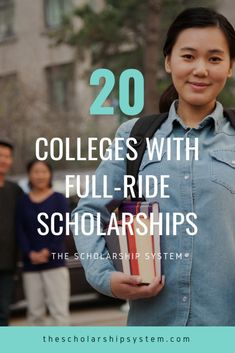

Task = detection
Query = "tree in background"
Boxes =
[53,0,160,115]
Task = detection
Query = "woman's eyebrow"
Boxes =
[207,49,225,54]
[180,47,197,52]
[180,47,225,54]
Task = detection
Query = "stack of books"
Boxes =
[105,201,161,284]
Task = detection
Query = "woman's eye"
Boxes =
[209,57,222,62]
[182,54,193,60]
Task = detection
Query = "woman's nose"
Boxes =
[192,60,208,77]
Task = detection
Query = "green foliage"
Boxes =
[52,0,148,77]
[218,78,235,108]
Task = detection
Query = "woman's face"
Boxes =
[29,162,52,191]
[165,26,233,109]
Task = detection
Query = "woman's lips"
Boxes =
[187,82,211,91]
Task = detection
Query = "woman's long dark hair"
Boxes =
[159,7,235,113]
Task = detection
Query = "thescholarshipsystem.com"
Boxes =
[42,334,191,345]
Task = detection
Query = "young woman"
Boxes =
[17,160,70,325]
[72,7,235,325]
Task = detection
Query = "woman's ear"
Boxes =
[228,61,234,78]
[165,56,171,73]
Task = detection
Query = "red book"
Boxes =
[126,219,139,276]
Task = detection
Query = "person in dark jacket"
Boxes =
[0,139,23,326]
[17,159,70,325]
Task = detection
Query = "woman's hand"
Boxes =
[110,271,165,300]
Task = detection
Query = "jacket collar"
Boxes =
[159,100,225,137]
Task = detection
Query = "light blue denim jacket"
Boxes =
[72,101,235,326]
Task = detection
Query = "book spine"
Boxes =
[118,223,131,275]
[152,202,161,279]
[133,216,155,284]
[126,220,140,276]
[149,203,157,277]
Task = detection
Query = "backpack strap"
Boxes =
[223,109,235,128]
[126,112,168,200]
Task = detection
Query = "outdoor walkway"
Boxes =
[10,304,128,326]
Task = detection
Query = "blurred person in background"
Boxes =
[16,159,70,325]
[0,139,23,326]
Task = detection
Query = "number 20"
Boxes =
[89,69,144,116]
